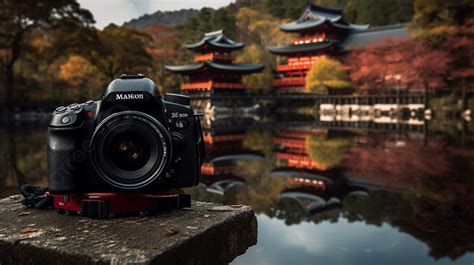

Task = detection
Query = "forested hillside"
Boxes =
[124,9,199,28]
[266,0,413,25]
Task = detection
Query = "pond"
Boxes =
[0,111,473,265]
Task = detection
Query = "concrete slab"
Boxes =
[0,195,257,265]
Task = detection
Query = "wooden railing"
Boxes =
[272,77,306,87]
[194,53,232,62]
[182,81,246,91]
[276,64,312,72]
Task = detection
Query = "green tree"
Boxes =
[266,0,311,19]
[305,135,353,170]
[0,0,93,110]
[348,0,413,26]
[80,25,152,82]
[235,44,273,94]
[266,0,413,26]
[412,0,473,29]
[235,7,289,94]
[305,56,352,93]
[410,0,474,40]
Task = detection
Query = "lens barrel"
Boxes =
[90,111,171,190]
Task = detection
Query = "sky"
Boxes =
[78,0,233,29]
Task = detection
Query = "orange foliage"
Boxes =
[141,24,179,63]
[59,55,92,86]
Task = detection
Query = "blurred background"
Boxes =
[1,0,473,264]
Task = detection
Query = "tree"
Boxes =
[235,44,272,94]
[234,7,289,94]
[267,0,314,20]
[79,25,153,82]
[305,135,353,170]
[347,38,451,94]
[141,24,181,93]
[411,0,474,33]
[59,55,92,86]
[0,0,93,110]
[348,0,414,26]
[266,0,414,26]
[305,56,352,93]
[59,55,94,99]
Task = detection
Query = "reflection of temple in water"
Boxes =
[274,127,328,170]
[270,122,462,216]
[199,116,262,195]
[268,121,474,260]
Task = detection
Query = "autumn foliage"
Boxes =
[347,37,451,94]
[347,19,474,94]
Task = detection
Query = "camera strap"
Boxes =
[20,184,53,209]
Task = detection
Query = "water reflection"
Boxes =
[190,112,474,264]
[0,111,473,264]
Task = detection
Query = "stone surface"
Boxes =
[0,195,257,265]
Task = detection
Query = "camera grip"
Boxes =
[47,129,85,194]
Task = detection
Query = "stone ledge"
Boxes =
[0,195,257,265]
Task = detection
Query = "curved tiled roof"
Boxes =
[185,29,244,51]
[340,25,410,50]
[267,41,335,55]
[165,61,264,74]
[280,4,369,32]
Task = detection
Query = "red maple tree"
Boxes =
[347,37,451,94]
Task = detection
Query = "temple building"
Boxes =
[268,4,409,93]
[165,30,264,96]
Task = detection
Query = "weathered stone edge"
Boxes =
[0,199,258,265]
[150,208,258,265]
[0,239,108,265]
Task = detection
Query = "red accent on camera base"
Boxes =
[52,189,191,219]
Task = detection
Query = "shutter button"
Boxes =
[61,116,72,124]
[69,103,80,110]
[55,106,66,113]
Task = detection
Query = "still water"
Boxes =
[0,112,473,264]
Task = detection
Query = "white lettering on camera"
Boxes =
[116,94,144,100]
[171,112,189,118]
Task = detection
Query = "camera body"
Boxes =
[47,74,205,194]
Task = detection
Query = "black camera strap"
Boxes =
[20,184,53,209]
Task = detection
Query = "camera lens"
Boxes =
[110,132,151,171]
[90,111,171,190]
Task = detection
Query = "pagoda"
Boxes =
[165,30,264,95]
[268,4,369,93]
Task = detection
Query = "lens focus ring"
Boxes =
[90,111,172,190]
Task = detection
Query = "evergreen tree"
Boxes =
[266,0,414,26]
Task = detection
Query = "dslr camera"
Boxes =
[47,74,205,194]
